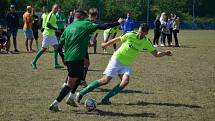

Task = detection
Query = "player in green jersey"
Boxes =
[76,23,172,105]
[31,4,63,69]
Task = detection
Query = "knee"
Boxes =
[121,80,129,87]
[99,78,110,85]
[41,48,46,52]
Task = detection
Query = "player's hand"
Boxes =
[118,18,124,24]
[165,50,173,56]
[101,43,107,49]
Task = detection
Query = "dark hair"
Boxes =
[74,9,88,18]
[139,23,149,32]
[88,8,98,16]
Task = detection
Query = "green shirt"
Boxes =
[43,12,58,36]
[41,12,48,29]
[60,20,98,61]
[104,27,119,35]
[113,32,156,66]
[56,12,66,29]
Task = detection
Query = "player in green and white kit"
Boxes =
[31,4,63,69]
[76,23,172,104]
[103,26,119,53]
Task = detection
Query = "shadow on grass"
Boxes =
[88,69,103,72]
[94,87,153,94]
[175,45,196,48]
[125,101,202,109]
[89,52,113,55]
[74,109,156,118]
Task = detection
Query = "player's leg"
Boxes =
[52,36,63,68]
[173,30,179,47]
[76,75,112,103]
[93,39,97,54]
[12,29,19,52]
[31,35,48,69]
[80,53,90,87]
[76,56,119,103]
[101,74,129,104]
[103,33,109,53]
[50,60,84,111]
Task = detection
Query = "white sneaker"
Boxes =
[66,93,78,107]
[160,44,164,47]
[49,103,61,112]
[153,45,158,48]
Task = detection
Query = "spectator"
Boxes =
[68,10,75,25]
[153,15,161,47]
[23,5,35,52]
[161,14,172,47]
[173,16,180,47]
[0,25,10,53]
[6,4,19,52]
[120,12,134,33]
[32,9,39,50]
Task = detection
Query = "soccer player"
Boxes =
[103,26,119,53]
[23,6,35,52]
[6,5,19,52]
[0,25,9,53]
[76,23,172,105]
[55,5,67,41]
[31,4,63,69]
[49,9,124,111]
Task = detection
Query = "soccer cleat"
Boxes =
[31,62,37,69]
[49,104,61,112]
[54,64,64,69]
[160,44,164,47]
[14,49,19,52]
[75,92,83,103]
[100,98,111,105]
[66,97,78,107]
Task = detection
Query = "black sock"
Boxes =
[83,67,88,81]
[71,79,81,93]
[56,85,71,102]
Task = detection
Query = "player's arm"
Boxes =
[101,37,121,48]
[97,18,124,30]
[151,50,172,57]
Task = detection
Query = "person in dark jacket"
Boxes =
[153,15,161,47]
[6,5,19,52]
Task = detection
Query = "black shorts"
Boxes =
[66,60,84,79]
[85,52,89,60]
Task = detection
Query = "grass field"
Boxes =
[0,30,215,121]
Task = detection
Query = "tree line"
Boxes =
[0,0,215,23]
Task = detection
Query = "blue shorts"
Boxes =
[7,28,18,39]
[23,28,33,39]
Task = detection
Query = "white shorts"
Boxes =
[103,33,114,42]
[103,56,131,77]
[42,35,58,48]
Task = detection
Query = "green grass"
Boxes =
[0,30,215,121]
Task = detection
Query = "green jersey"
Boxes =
[113,32,156,66]
[59,20,98,61]
[41,12,48,29]
[56,12,66,29]
[104,27,119,35]
[43,11,58,36]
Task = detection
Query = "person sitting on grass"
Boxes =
[0,25,10,53]
[76,23,173,105]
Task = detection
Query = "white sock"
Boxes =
[52,100,59,106]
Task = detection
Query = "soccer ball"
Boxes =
[84,98,96,111]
